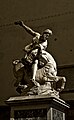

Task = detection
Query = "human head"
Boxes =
[42,29,52,40]
[43,29,52,35]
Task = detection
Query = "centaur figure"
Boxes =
[13,21,66,97]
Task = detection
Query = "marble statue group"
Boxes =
[13,21,66,97]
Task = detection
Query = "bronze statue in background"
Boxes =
[13,21,66,97]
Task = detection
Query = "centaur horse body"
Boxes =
[13,49,66,97]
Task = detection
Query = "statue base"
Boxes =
[6,95,69,120]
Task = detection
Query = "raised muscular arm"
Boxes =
[14,21,37,37]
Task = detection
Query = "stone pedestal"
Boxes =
[6,95,69,120]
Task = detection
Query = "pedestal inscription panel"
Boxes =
[14,109,47,120]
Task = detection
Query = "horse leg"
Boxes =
[56,76,66,92]
[14,77,22,87]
